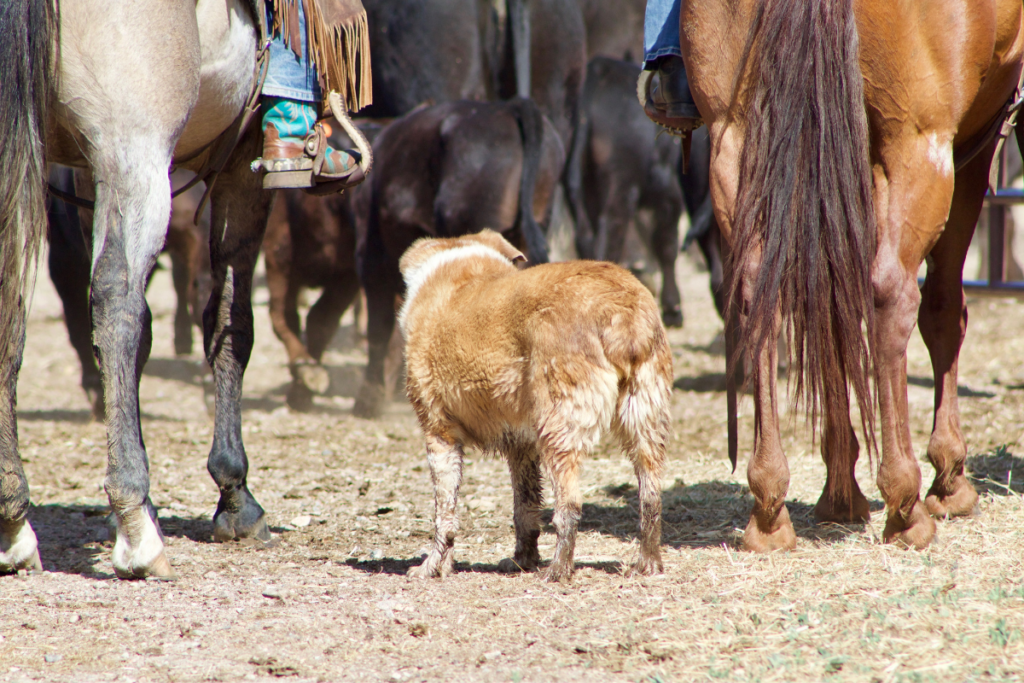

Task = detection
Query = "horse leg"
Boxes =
[695,221,726,321]
[740,309,797,552]
[872,138,955,549]
[918,147,991,519]
[204,127,273,542]
[87,151,174,579]
[813,385,870,523]
[0,322,42,574]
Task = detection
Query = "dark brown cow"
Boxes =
[263,188,362,411]
[353,98,565,418]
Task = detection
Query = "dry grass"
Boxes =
[1,246,1024,683]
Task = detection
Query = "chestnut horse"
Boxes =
[681,0,1024,550]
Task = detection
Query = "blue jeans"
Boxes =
[263,1,321,102]
[644,0,681,67]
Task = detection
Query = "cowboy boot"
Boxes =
[258,97,364,193]
[640,56,703,131]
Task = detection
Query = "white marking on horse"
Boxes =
[926,132,953,178]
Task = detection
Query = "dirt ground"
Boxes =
[3,237,1024,683]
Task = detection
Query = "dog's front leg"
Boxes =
[409,434,463,578]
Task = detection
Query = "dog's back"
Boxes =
[402,243,672,459]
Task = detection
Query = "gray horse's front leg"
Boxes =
[205,127,273,542]
[0,324,43,574]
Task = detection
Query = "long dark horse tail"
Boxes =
[509,96,550,264]
[0,0,55,371]
[729,0,876,479]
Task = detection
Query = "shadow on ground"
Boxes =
[569,480,883,550]
[969,445,1024,495]
[907,374,995,399]
[342,556,624,578]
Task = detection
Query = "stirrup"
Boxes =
[256,91,374,194]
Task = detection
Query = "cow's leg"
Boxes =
[204,127,273,542]
[306,271,361,362]
[265,250,319,410]
[498,442,542,573]
[649,186,684,328]
[354,225,402,418]
[919,146,989,519]
[0,321,42,574]
[408,434,463,578]
[47,193,104,420]
[166,225,199,357]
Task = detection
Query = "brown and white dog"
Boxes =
[399,230,673,582]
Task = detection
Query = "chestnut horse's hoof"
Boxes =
[883,501,937,549]
[741,505,797,553]
[925,475,979,519]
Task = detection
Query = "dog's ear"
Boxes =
[475,229,526,264]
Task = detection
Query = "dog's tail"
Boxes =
[508,96,550,264]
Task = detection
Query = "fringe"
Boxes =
[269,0,372,111]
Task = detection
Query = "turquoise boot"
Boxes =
[258,97,364,192]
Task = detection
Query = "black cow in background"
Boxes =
[360,0,585,148]
[578,0,645,62]
[353,99,565,417]
[566,57,726,330]
[47,167,210,420]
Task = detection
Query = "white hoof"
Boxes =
[0,518,42,573]
[111,507,177,580]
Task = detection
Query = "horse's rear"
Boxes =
[0,0,277,578]
[682,0,1024,551]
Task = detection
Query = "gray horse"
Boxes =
[0,0,369,579]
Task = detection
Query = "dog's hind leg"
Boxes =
[409,434,463,578]
[499,441,543,573]
[616,358,670,576]
[542,448,582,583]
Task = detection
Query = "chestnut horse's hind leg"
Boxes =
[204,126,273,543]
[918,145,992,519]
[813,388,870,524]
[740,311,797,553]
[871,135,958,549]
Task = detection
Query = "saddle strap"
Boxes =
[953,64,1024,189]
